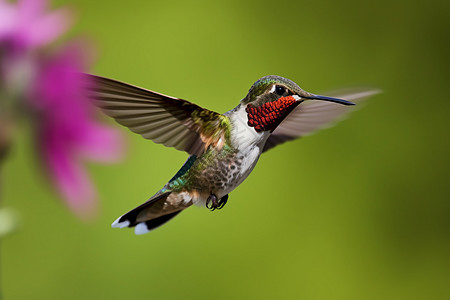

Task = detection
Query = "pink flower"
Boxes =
[0,0,124,219]
[29,45,123,218]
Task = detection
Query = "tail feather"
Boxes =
[134,211,182,234]
[112,192,184,233]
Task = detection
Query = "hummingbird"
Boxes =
[88,75,378,234]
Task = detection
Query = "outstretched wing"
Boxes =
[263,89,380,152]
[87,75,230,156]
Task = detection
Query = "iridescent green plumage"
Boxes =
[168,143,236,192]
[243,75,312,104]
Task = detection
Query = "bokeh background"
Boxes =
[2,0,450,299]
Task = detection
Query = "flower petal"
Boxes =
[77,123,124,162]
[0,1,17,39]
[41,131,98,219]
[26,8,72,48]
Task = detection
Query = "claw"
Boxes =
[206,194,229,211]
[206,194,218,211]
[217,194,228,210]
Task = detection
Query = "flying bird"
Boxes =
[88,75,378,234]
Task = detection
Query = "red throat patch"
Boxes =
[245,96,299,132]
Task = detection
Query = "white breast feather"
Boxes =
[229,105,269,151]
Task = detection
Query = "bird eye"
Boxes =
[275,85,285,96]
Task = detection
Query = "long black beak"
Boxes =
[304,94,355,106]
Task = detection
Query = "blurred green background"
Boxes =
[2,0,450,299]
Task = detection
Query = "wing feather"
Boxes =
[87,74,230,155]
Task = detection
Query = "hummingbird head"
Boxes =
[242,75,355,132]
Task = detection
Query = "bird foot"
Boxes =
[217,194,228,210]
[206,194,228,211]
